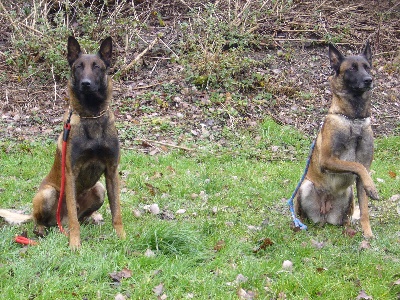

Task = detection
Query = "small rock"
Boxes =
[149,204,160,215]
[115,293,126,300]
[199,191,208,200]
[235,274,248,284]
[282,260,293,271]
[176,209,186,214]
[132,209,141,218]
[145,249,155,257]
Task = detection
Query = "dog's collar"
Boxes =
[328,113,370,121]
[69,106,109,119]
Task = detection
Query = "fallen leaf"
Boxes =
[311,239,325,249]
[343,227,357,238]
[359,240,371,250]
[149,149,159,156]
[235,274,248,284]
[388,170,397,178]
[392,278,400,286]
[247,225,261,231]
[153,283,164,296]
[145,183,158,196]
[150,172,163,180]
[109,268,132,282]
[88,211,104,225]
[316,267,327,273]
[166,165,176,174]
[237,288,256,299]
[389,194,400,202]
[141,141,152,148]
[356,290,373,300]
[214,240,225,251]
[277,291,286,299]
[253,237,274,253]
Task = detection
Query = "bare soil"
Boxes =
[0,1,399,150]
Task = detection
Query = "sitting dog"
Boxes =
[295,42,379,238]
[33,36,126,249]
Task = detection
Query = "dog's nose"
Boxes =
[81,79,91,87]
[364,77,372,85]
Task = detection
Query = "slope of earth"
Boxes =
[0,1,399,152]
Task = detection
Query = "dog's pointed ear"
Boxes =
[362,41,372,67]
[99,37,112,68]
[67,36,81,66]
[328,43,344,74]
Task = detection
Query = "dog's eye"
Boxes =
[349,63,358,71]
[363,64,371,71]
[93,63,100,69]
[75,63,83,69]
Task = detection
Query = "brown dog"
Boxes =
[294,42,379,238]
[33,36,125,249]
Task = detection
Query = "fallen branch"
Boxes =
[120,35,160,75]
[133,138,195,152]
[131,79,176,91]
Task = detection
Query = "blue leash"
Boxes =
[287,137,318,231]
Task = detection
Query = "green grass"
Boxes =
[1,122,400,299]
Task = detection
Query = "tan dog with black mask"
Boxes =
[33,36,126,249]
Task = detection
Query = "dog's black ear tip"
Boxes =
[68,36,78,43]
[102,36,112,45]
[328,43,339,51]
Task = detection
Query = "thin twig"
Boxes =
[0,1,20,34]
[134,139,195,152]
[120,35,160,75]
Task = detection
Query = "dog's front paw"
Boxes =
[115,225,126,240]
[69,235,81,251]
[365,186,379,200]
[362,228,374,239]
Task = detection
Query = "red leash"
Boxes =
[15,235,38,246]
[14,110,73,246]
[56,110,73,236]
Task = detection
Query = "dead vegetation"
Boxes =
[0,0,399,148]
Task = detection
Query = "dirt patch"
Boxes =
[0,1,399,149]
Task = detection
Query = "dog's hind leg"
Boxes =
[32,185,66,236]
[356,178,373,238]
[77,182,105,222]
[325,187,353,226]
[296,179,322,224]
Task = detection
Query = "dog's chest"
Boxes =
[70,120,119,165]
[332,117,372,162]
